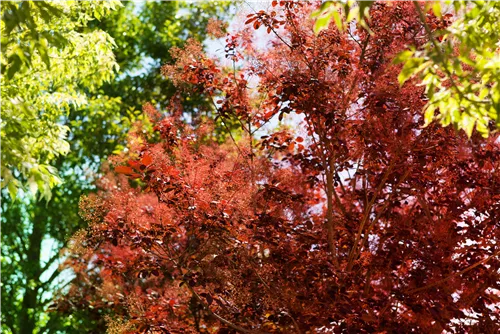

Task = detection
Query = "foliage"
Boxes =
[312,0,374,34]
[0,0,120,200]
[91,0,236,147]
[63,2,500,333]
[92,1,232,116]
[1,1,232,334]
[312,1,500,137]
[1,175,102,334]
[397,1,500,137]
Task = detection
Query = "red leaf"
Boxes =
[141,154,153,166]
[245,17,256,25]
[128,160,140,170]
[115,166,134,174]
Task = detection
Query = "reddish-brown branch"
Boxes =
[406,250,500,295]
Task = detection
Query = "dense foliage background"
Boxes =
[1,1,499,333]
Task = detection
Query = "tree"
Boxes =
[1,1,232,333]
[1,0,120,200]
[62,1,500,333]
[314,0,500,137]
[92,1,231,113]
[90,0,239,145]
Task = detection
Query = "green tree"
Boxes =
[92,1,240,146]
[95,1,231,113]
[1,1,231,333]
[1,0,121,200]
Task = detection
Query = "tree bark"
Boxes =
[19,209,44,334]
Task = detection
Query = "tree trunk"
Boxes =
[19,210,44,334]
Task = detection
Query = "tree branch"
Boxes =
[406,249,500,295]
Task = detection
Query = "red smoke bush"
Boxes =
[60,2,500,333]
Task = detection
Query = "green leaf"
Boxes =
[28,176,38,195]
[393,50,414,65]
[314,14,332,34]
[38,43,51,69]
[7,54,22,79]
[424,104,436,126]
[398,57,424,86]
[331,11,342,31]
[7,180,18,200]
[432,2,442,18]
[358,0,374,24]
[462,116,476,137]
